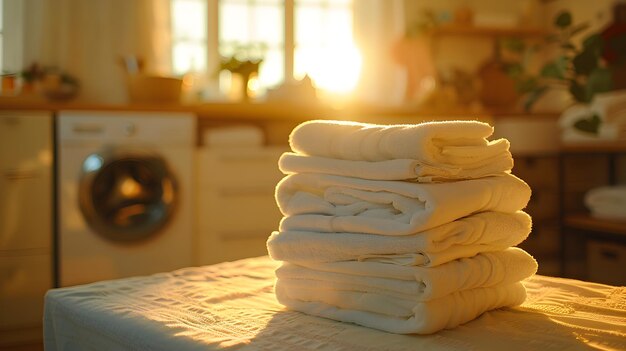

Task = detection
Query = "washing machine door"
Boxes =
[78,148,178,242]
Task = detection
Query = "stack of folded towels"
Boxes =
[267,119,538,334]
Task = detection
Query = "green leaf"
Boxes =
[523,86,548,112]
[569,80,590,102]
[572,48,598,75]
[540,57,567,79]
[516,77,538,94]
[582,34,603,52]
[573,114,601,135]
[555,11,572,28]
[586,67,613,99]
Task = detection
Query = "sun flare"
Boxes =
[295,43,362,96]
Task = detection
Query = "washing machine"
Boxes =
[57,111,195,287]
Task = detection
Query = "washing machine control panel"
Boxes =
[58,112,195,146]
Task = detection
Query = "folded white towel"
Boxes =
[268,211,531,266]
[275,279,527,334]
[559,104,624,142]
[278,151,513,182]
[584,186,626,220]
[289,120,510,167]
[276,173,530,235]
[276,248,537,302]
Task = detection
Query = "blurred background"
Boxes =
[1,0,626,350]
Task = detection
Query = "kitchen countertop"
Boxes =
[0,96,561,123]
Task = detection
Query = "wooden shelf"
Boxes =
[431,25,547,38]
[561,141,626,153]
[564,213,626,237]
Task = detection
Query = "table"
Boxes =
[44,256,626,351]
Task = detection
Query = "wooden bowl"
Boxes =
[127,75,182,104]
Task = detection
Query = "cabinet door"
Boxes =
[587,240,626,286]
[0,253,52,330]
[195,147,285,265]
[0,113,53,251]
[0,113,53,168]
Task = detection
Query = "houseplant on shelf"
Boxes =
[507,3,626,139]
[507,6,626,137]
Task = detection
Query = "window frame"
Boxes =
[172,0,354,95]
[1,0,23,75]
[213,0,295,87]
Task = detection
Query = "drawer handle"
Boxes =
[600,249,619,261]
[3,169,39,181]
[72,124,104,134]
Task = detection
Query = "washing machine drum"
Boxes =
[79,149,178,242]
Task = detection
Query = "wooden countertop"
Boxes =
[0,96,561,123]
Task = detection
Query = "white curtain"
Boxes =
[353,0,406,106]
[22,0,171,104]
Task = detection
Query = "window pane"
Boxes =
[297,0,351,6]
[171,0,207,75]
[326,9,352,42]
[172,0,206,41]
[294,0,359,94]
[219,0,283,92]
[252,5,282,45]
[0,0,3,73]
[220,3,249,43]
[171,0,359,98]
[173,42,207,73]
[258,48,284,89]
[295,6,323,45]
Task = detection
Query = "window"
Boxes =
[0,0,4,73]
[1,0,23,81]
[171,0,208,74]
[294,0,360,95]
[219,0,284,95]
[171,0,360,100]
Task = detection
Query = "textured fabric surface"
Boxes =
[278,151,513,182]
[288,119,509,164]
[276,173,530,235]
[275,248,537,302]
[268,211,531,267]
[45,256,626,351]
[275,279,528,334]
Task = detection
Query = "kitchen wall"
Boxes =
[16,0,171,104]
[6,0,619,107]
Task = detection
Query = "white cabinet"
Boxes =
[0,111,53,347]
[0,113,53,251]
[196,146,286,265]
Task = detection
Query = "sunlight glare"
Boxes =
[298,43,362,95]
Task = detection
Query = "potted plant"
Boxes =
[507,7,626,115]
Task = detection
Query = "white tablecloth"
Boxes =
[44,256,626,351]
